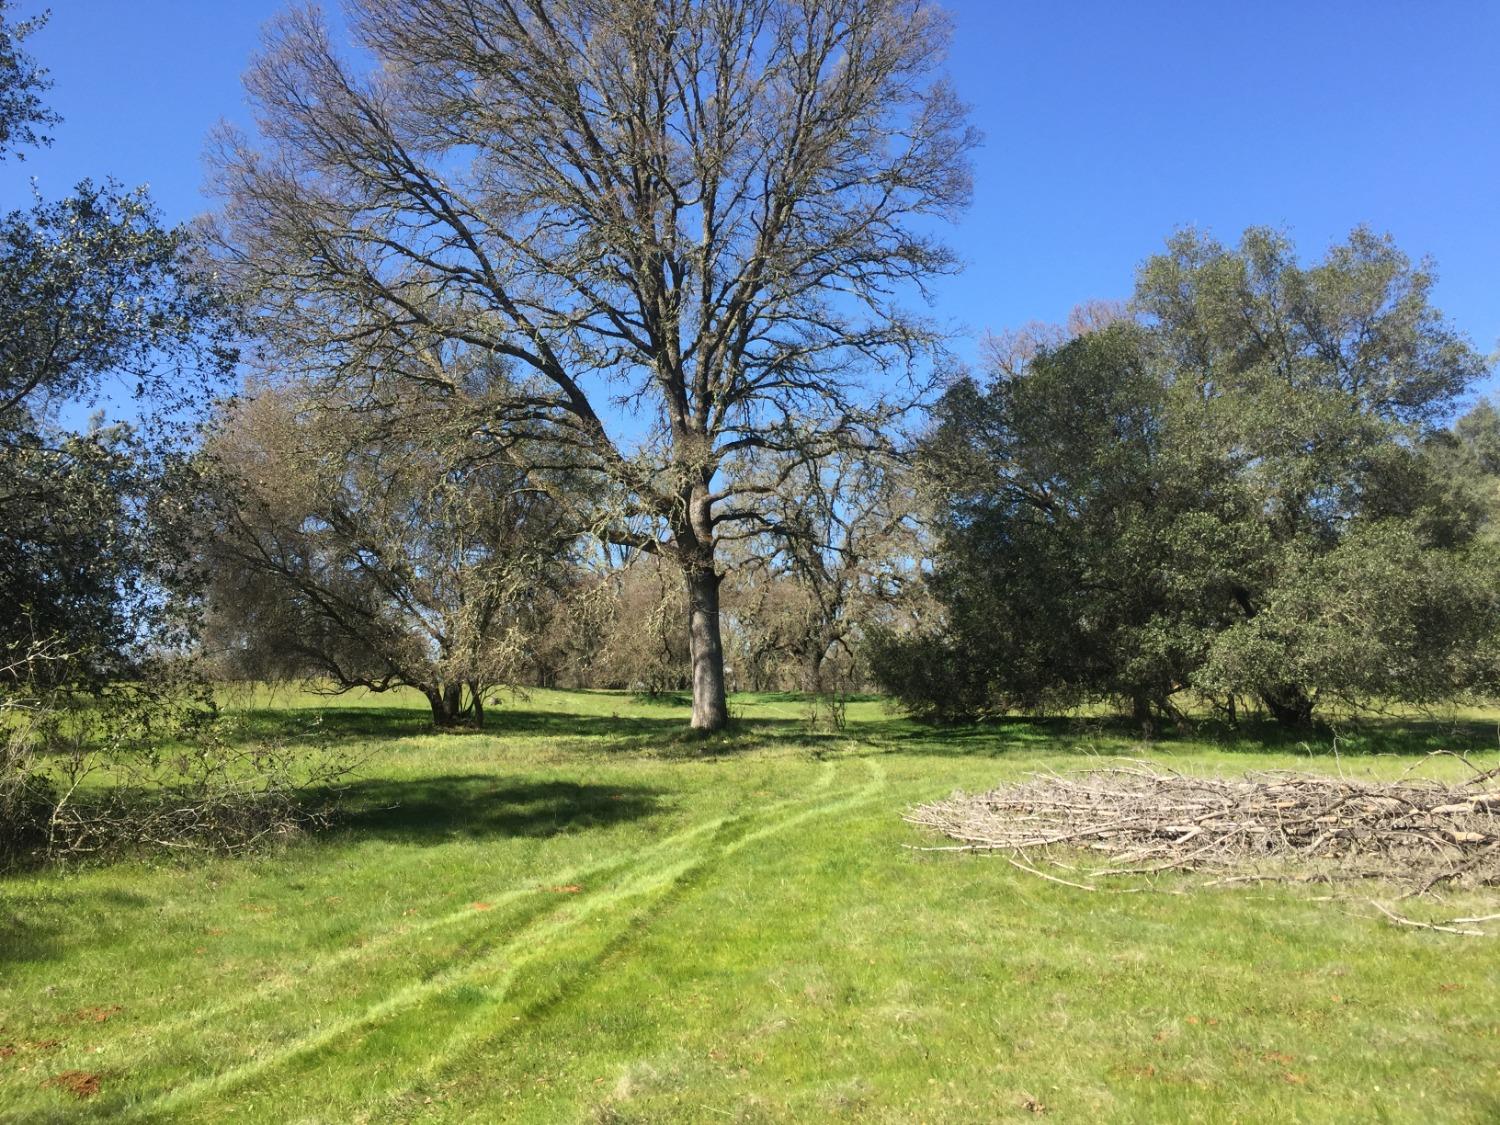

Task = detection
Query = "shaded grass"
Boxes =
[0,687,1496,1122]
[331,776,665,843]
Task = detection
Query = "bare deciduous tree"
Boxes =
[207,0,975,730]
[724,451,921,695]
[590,552,692,694]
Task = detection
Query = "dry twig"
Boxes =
[906,764,1500,897]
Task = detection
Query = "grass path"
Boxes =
[133,759,883,1119]
[2,690,1497,1122]
[129,759,842,1074]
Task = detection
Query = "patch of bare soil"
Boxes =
[43,1070,101,1099]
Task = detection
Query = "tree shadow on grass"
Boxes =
[0,889,151,966]
[329,775,666,844]
[866,716,1118,758]
[481,707,835,756]
[1205,714,1500,758]
[234,701,843,757]
[737,690,884,705]
[626,690,692,707]
[0,780,664,965]
[868,712,1500,760]
[229,694,1498,761]
[231,703,705,747]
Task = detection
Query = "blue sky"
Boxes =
[7,0,1497,398]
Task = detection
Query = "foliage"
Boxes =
[200,382,584,728]
[0,5,233,694]
[0,1,57,160]
[876,230,1499,726]
[0,3,336,866]
[1,643,355,868]
[0,185,231,687]
[1,427,189,689]
[0,182,232,425]
[872,323,1248,723]
[1453,395,1500,480]
[1195,523,1500,716]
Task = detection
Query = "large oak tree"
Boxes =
[208,0,975,730]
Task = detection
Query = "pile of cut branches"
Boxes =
[907,762,1500,896]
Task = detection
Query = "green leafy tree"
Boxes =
[1454,397,1500,477]
[0,1,57,160]
[0,7,232,690]
[877,230,1498,727]
[0,8,328,865]
[872,324,1254,726]
[1140,227,1493,723]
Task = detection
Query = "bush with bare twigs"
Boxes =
[1,640,358,868]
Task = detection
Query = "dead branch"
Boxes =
[906,763,1500,897]
[1370,901,1492,937]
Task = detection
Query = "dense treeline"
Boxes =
[870,229,1500,727]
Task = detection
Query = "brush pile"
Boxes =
[906,763,1500,893]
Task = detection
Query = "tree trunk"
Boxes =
[1131,690,1156,737]
[1261,684,1314,728]
[425,685,458,728]
[803,645,826,695]
[424,681,484,730]
[685,564,729,732]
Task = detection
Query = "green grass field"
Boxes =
[2,688,1498,1122]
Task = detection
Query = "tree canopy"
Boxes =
[0,1,57,161]
[201,381,583,728]
[0,6,231,693]
[873,228,1500,727]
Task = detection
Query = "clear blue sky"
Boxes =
[7,0,1497,397]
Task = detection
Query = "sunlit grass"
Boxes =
[1,689,1497,1122]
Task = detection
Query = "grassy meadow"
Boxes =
[2,688,1498,1122]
